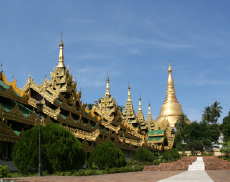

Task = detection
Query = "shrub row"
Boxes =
[54,165,143,176]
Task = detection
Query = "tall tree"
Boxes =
[202,101,222,124]
[222,112,230,142]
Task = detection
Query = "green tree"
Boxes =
[221,141,230,157]
[202,101,222,124]
[88,141,126,169]
[174,115,190,150]
[13,123,85,174]
[175,121,212,152]
[222,112,230,142]
[134,148,154,162]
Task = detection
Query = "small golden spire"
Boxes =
[138,97,142,111]
[146,103,153,129]
[105,76,110,96]
[57,35,65,68]
[147,104,152,115]
[127,85,132,102]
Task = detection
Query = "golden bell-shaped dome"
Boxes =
[157,65,183,127]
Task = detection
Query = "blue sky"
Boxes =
[1,0,230,121]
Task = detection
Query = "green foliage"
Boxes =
[202,101,222,124]
[88,141,126,169]
[221,141,230,155]
[0,165,9,178]
[222,112,230,142]
[175,121,215,152]
[134,148,154,162]
[13,123,85,174]
[54,165,143,176]
[174,102,224,152]
[161,149,180,162]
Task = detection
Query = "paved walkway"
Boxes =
[13,171,182,182]
[157,157,214,182]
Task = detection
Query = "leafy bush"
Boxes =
[134,148,154,162]
[88,141,126,169]
[161,149,180,162]
[0,165,9,178]
[221,141,230,157]
[13,123,85,174]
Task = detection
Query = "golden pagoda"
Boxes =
[156,65,183,127]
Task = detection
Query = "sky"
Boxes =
[1,0,230,122]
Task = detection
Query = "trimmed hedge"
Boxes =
[54,165,143,176]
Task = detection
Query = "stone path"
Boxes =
[157,157,214,182]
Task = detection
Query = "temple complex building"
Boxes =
[0,39,187,159]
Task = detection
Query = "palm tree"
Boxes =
[202,101,222,124]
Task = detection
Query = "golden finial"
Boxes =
[168,64,172,72]
[57,33,65,68]
[138,97,142,111]
[147,104,152,115]
[105,76,110,96]
[127,84,132,102]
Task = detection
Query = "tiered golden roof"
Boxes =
[136,98,147,133]
[122,86,138,128]
[0,39,187,151]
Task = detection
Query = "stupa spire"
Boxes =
[123,85,137,126]
[146,104,154,130]
[127,85,132,102]
[165,64,178,103]
[138,97,142,111]
[57,36,65,68]
[105,76,111,97]
[156,65,183,127]
[147,104,152,116]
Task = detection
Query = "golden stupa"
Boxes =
[156,65,183,127]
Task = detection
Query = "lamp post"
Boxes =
[36,100,43,176]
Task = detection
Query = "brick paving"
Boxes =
[4,156,230,182]
[203,156,230,170]
[7,171,182,182]
[144,156,196,171]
